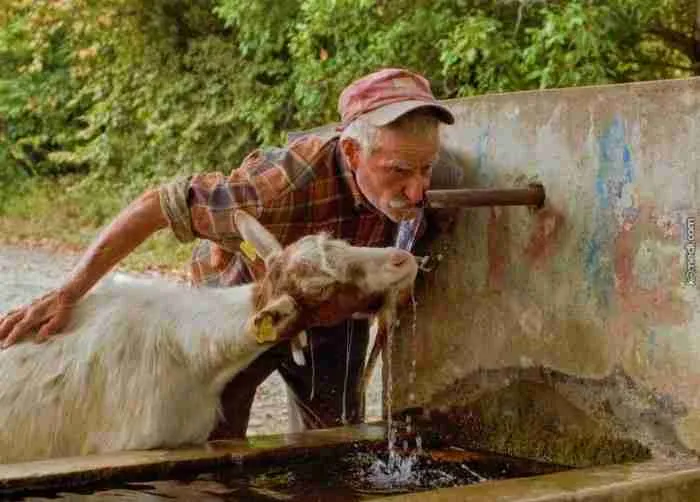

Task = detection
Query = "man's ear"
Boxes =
[234,210,283,263]
[248,294,300,344]
[340,137,361,172]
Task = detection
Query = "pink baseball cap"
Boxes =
[338,68,455,129]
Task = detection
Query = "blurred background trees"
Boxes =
[1,0,697,224]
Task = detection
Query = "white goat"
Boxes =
[0,211,417,464]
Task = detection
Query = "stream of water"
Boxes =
[362,293,427,489]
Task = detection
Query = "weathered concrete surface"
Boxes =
[373,459,700,502]
[391,78,700,466]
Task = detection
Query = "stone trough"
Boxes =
[3,77,700,500]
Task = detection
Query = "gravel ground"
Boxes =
[0,245,382,437]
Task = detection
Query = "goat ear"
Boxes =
[234,210,283,262]
[249,294,300,344]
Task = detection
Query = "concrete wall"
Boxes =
[389,78,700,467]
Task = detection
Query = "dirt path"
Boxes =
[0,246,382,437]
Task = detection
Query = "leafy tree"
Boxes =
[1,0,698,220]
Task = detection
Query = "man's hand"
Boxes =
[0,289,77,348]
[0,188,170,349]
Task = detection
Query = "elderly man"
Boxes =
[0,68,461,438]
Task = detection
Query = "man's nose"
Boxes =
[404,175,427,204]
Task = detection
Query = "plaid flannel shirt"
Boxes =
[159,134,426,288]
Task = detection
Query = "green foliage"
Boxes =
[523,2,629,87]
[0,5,85,185]
[0,0,697,228]
[440,12,523,95]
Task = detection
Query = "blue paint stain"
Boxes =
[623,146,634,183]
[585,116,638,310]
[595,178,608,209]
[475,129,490,180]
[585,236,613,308]
[584,239,598,273]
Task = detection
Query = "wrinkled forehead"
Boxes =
[374,126,440,164]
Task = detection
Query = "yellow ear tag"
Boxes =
[255,316,278,344]
[241,240,258,262]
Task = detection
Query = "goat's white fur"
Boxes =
[0,277,262,463]
[0,211,417,464]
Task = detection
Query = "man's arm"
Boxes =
[0,189,168,347]
[0,135,327,346]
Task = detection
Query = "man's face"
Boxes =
[344,125,439,222]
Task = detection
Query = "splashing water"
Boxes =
[382,290,423,475]
[347,449,470,493]
[358,267,430,488]
[366,449,425,490]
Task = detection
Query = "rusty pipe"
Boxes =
[361,183,547,398]
[424,183,545,209]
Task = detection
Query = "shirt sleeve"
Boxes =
[158,136,325,247]
[159,175,196,243]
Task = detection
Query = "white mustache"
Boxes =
[389,198,411,209]
[388,198,426,210]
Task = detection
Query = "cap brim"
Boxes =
[363,100,455,127]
